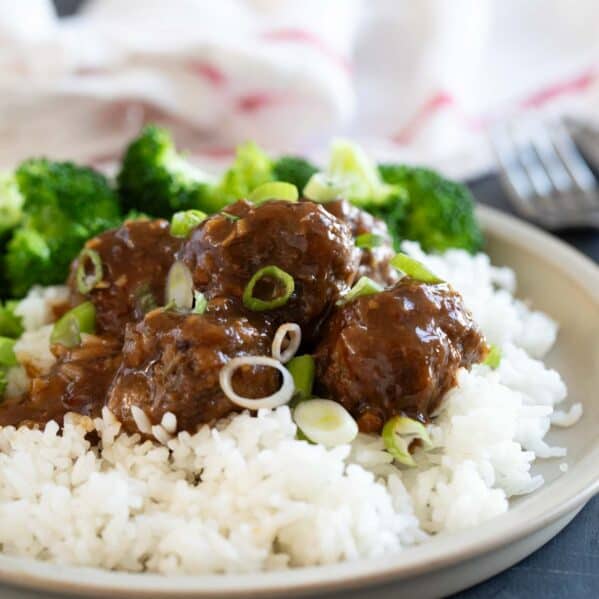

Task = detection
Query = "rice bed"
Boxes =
[0,245,579,574]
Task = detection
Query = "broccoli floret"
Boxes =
[211,142,274,206]
[379,165,483,253]
[0,368,7,397]
[4,159,121,297]
[0,173,24,238]
[0,300,24,338]
[273,156,318,193]
[117,125,216,218]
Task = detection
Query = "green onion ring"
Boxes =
[192,290,208,315]
[50,302,96,348]
[242,265,295,312]
[293,399,358,447]
[355,233,383,249]
[483,344,502,369]
[248,182,298,204]
[75,249,103,294]
[166,261,194,312]
[382,415,433,467]
[336,276,383,306]
[390,253,442,284]
[170,209,207,238]
[286,354,315,402]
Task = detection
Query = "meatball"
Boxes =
[178,200,359,336]
[314,277,487,433]
[69,220,181,337]
[323,199,399,286]
[0,335,122,428]
[107,308,279,434]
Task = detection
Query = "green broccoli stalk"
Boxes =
[272,156,318,193]
[117,125,216,217]
[379,165,483,253]
[211,142,274,206]
[3,159,122,297]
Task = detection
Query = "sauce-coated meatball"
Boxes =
[323,199,399,286]
[314,277,487,433]
[178,200,359,336]
[69,220,181,337]
[0,336,122,428]
[107,309,279,434]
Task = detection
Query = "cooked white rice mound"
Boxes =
[0,248,577,574]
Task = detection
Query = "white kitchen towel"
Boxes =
[1,0,599,177]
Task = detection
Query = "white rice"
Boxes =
[0,246,579,574]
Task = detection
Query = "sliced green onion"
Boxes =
[294,399,358,447]
[134,284,157,316]
[0,337,17,367]
[287,354,315,401]
[390,253,442,284]
[242,265,295,312]
[248,182,298,204]
[50,302,96,348]
[192,290,208,315]
[170,209,207,237]
[336,276,383,306]
[382,415,433,467]
[303,173,344,203]
[483,344,502,369]
[166,261,194,311]
[355,233,383,249]
[75,248,103,294]
[222,211,241,222]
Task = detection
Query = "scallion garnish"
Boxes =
[336,276,382,306]
[166,261,194,312]
[382,415,433,467]
[242,265,295,312]
[248,182,298,204]
[50,302,96,348]
[293,399,358,447]
[390,253,442,284]
[287,354,315,401]
[0,337,17,367]
[75,248,103,294]
[303,173,344,203]
[170,209,207,238]
[355,233,383,249]
[483,344,502,369]
[192,290,208,315]
[222,212,241,222]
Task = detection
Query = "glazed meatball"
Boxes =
[178,199,359,336]
[323,199,399,286]
[0,335,122,428]
[69,220,181,337]
[107,308,279,434]
[314,277,487,433]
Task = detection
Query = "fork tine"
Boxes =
[507,120,558,213]
[529,120,573,195]
[489,123,539,218]
[549,119,598,206]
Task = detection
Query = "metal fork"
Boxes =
[489,117,599,229]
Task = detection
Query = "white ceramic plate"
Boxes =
[0,205,597,598]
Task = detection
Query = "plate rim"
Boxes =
[0,204,597,597]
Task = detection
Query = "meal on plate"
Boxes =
[0,128,582,574]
